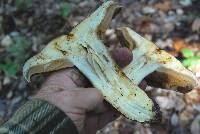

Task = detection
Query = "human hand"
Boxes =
[36,47,146,134]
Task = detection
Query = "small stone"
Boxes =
[171,113,179,126]
[28,17,33,26]
[32,36,40,52]
[3,76,11,85]
[185,34,199,42]
[6,91,13,99]
[1,35,13,47]
[156,39,173,49]
[190,115,200,134]
[149,24,160,34]
[9,31,19,37]
[176,9,184,15]
[155,96,175,109]
[175,96,185,111]
[179,0,192,6]
[11,96,22,105]
[194,104,200,112]
[168,11,175,16]
[172,127,190,134]
[127,14,135,24]
[18,79,27,90]
[192,18,200,32]
[142,7,156,14]
[164,23,175,33]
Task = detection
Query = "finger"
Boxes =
[41,69,77,89]
[111,47,133,68]
[66,82,147,113]
[111,47,147,89]
[84,110,120,134]
[93,100,110,113]
[97,110,120,129]
[41,68,90,90]
[61,88,105,112]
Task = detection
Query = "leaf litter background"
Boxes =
[0,0,200,134]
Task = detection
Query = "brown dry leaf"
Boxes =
[192,18,200,32]
[138,18,152,33]
[173,39,187,52]
[154,1,171,12]
[185,88,200,104]
[180,106,195,123]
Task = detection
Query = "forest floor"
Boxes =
[0,0,200,134]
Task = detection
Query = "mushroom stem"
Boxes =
[123,49,160,85]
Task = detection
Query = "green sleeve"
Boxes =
[0,99,79,134]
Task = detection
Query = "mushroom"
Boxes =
[23,1,159,122]
[23,1,199,123]
[116,27,200,93]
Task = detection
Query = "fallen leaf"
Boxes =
[180,105,195,123]
[173,39,187,52]
[180,48,194,58]
[192,18,200,32]
[155,1,171,12]
[139,19,151,33]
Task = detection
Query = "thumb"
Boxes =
[38,88,107,116]
[48,88,107,113]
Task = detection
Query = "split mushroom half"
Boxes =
[23,1,199,122]
[117,27,200,93]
